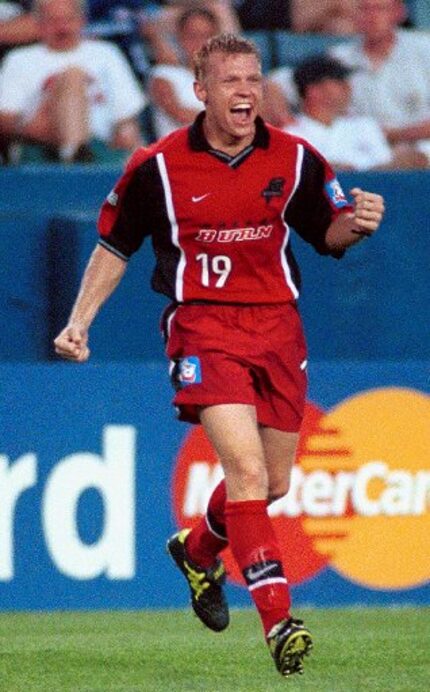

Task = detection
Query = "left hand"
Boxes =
[350,187,385,236]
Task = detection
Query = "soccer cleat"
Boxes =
[267,617,313,677]
[166,528,229,632]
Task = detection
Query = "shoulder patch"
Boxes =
[325,178,349,208]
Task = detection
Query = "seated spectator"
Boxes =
[0,0,146,163]
[149,6,219,140]
[284,55,427,169]
[330,0,430,163]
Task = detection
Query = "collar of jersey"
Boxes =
[188,112,270,167]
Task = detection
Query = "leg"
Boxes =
[22,67,91,160]
[259,426,299,502]
[185,425,299,568]
[201,405,293,636]
[200,403,268,500]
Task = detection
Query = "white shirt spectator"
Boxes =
[331,30,430,158]
[0,39,146,141]
[285,114,393,170]
[149,63,202,140]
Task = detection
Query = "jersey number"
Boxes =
[196,253,232,288]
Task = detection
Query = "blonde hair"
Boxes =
[193,33,261,81]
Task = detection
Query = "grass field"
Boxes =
[0,607,429,691]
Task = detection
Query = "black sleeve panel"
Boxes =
[100,157,163,258]
[284,147,343,256]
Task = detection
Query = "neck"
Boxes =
[203,114,256,156]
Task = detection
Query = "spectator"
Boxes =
[0,0,146,163]
[284,55,427,169]
[331,0,430,163]
[149,6,219,139]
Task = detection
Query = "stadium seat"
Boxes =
[273,30,354,68]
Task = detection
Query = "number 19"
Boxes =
[196,253,232,288]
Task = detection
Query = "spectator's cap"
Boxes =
[293,55,354,98]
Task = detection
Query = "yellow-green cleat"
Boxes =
[166,528,229,632]
[267,617,313,677]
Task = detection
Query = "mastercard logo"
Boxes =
[172,388,430,590]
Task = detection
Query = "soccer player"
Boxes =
[54,33,385,677]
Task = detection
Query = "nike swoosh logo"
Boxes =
[246,564,275,581]
[192,193,211,203]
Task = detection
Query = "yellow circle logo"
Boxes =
[300,387,430,589]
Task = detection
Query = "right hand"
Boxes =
[54,324,90,362]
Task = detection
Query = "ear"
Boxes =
[194,79,208,105]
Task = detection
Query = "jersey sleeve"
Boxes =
[97,149,157,260]
[284,144,353,257]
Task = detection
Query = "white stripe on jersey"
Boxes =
[279,143,304,300]
[156,153,186,302]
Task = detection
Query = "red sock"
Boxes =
[185,481,228,568]
[225,499,291,636]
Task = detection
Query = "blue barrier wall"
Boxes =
[0,360,429,610]
[1,167,429,361]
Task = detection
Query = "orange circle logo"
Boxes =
[172,388,430,590]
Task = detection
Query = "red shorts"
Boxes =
[163,302,308,432]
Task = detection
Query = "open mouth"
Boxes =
[229,104,253,124]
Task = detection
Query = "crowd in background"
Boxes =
[0,0,429,169]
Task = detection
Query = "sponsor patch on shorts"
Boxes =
[178,356,201,386]
[325,178,348,208]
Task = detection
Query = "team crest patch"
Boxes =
[325,178,348,208]
[261,177,286,202]
[178,356,201,386]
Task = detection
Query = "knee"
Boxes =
[224,455,268,499]
[54,67,89,92]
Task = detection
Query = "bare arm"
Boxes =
[0,13,39,45]
[385,120,430,146]
[325,187,385,252]
[54,244,127,362]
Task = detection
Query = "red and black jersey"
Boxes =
[98,113,352,305]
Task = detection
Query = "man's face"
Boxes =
[355,0,405,38]
[317,78,352,115]
[194,52,263,145]
[38,0,84,51]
